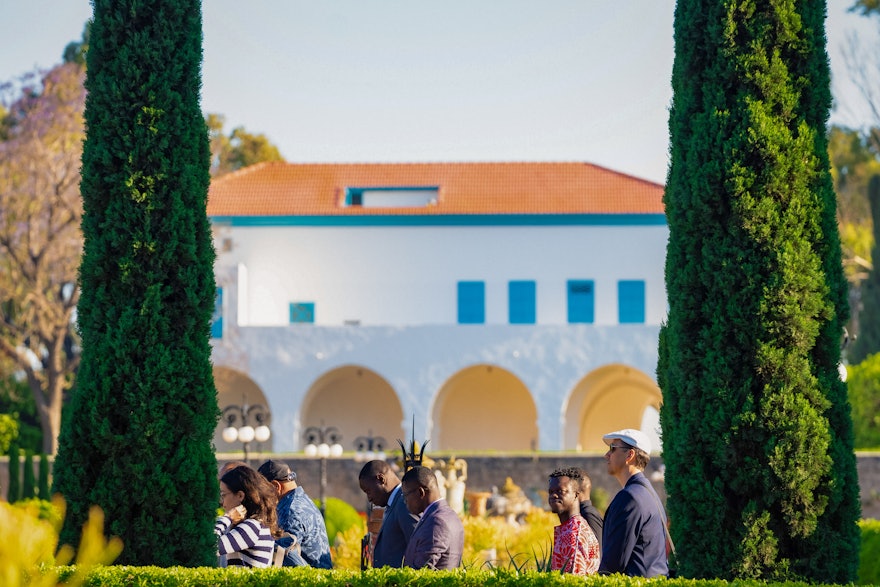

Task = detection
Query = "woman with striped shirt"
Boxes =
[217,465,281,568]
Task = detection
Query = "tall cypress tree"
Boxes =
[38,453,50,499]
[21,451,36,500]
[53,0,219,566]
[660,0,860,581]
[7,439,20,503]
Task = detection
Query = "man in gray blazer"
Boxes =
[358,460,420,568]
[401,465,464,570]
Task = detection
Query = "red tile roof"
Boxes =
[207,161,665,217]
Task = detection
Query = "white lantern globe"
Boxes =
[330,443,344,458]
[222,427,239,443]
[304,444,318,457]
[237,425,255,443]
[254,425,271,443]
[317,443,331,458]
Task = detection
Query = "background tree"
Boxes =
[52,0,219,566]
[207,113,283,177]
[661,0,860,581]
[0,63,86,455]
[850,175,880,361]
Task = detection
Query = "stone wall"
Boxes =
[3,453,879,519]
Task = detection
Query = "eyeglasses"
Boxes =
[608,444,632,452]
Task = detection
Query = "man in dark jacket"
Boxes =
[598,429,668,578]
[358,460,420,567]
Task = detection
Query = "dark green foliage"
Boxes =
[845,353,880,448]
[52,0,219,566]
[0,374,42,453]
[850,176,880,363]
[662,0,860,581]
[38,453,50,499]
[7,438,20,502]
[21,451,36,500]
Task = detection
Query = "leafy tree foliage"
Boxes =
[52,0,219,566]
[207,113,283,177]
[62,21,91,66]
[851,0,880,16]
[661,1,860,581]
[0,64,85,455]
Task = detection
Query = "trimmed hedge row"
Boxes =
[63,567,846,587]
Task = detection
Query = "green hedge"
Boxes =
[861,519,880,585]
[58,566,863,586]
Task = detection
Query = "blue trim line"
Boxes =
[210,214,667,227]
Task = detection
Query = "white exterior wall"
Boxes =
[211,220,669,452]
[215,223,669,327]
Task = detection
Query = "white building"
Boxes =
[208,161,667,455]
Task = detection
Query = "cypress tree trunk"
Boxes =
[850,175,880,363]
[52,0,219,566]
[660,0,860,581]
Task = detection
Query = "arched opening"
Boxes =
[214,366,274,454]
[300,365,403,452]
[563,364,662,453]
[432,364,538,451]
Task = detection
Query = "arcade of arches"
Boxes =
[213,363,662,454]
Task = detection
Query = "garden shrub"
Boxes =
[322,496,365,545]
[0,496,121,587]
[860,518,880,585]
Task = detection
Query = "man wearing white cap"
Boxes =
[598,428,669,578]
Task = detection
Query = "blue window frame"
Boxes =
[509,281,536,324]
[290,302,315,323]
[567,280,594,323]
[211,287,223,338]
[457,281,485,324]
[618,280,645,323]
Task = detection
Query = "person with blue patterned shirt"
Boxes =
[258,460,332,568]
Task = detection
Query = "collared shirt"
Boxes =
[277,486,332,569]
[552,515,600,575]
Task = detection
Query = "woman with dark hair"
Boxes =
[216,465,281,568]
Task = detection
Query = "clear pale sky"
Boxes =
[2,1,878,184]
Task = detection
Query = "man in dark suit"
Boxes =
[358,460,420,568]
[401,465,464,570]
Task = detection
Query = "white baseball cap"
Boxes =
[603,428,652,454]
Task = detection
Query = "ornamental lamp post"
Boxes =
[353,431,388,462]
[221,399,271,464]
[303,424,343,517]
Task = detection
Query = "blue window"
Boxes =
[618,280,646,323]
[457,281,485,324]
[211,287,223,338]
[290,302,315,323]
[509,281,536,324]
[567,280,594,323]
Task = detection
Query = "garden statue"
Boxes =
[434,456,468,514]
[485,477,532,524]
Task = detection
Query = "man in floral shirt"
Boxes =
[258,460,332,568]
[548,467,600,575]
